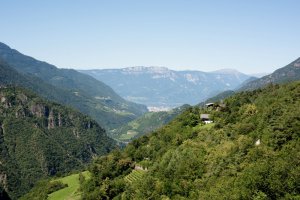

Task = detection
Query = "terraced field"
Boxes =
[124,170,146,183]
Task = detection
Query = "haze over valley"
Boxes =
[1,1,300,199]
[80,67,253,108]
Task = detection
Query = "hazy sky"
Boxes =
[1,0,299,74]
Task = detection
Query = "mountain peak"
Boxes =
[293,57,300,67]
[238,57,300,91]
[121,66,171,74]
[0,42,13,51]
[122,66,169,72]
[81,67,251,107]
[0,42,9,47]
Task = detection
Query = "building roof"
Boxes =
[200,114,210,119]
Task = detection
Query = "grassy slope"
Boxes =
[48,171,91,200]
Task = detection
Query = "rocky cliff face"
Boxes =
[0,90,92,130]
[0,42,148,130]
[0,87,116,199]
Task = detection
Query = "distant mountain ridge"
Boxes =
[0,42,147,129]
[197,57,300,106]
[80,67,251,107]
[238,57,300,91]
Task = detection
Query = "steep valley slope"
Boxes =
[74,81,300,199]
[238,57,300,91]
[0,42,147,130]
[0,87,116,199]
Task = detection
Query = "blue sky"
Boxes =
[1,0,299,74]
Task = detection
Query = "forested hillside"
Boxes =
[0,87,116,199]
[0,59,85,108]
[238,57,300,91]
[0,42,147,129]
[198,57,300,107]
[76,81,300,199]
[110,105,190,142]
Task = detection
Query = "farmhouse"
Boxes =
[205,103,214,107]
[200,114,213,124]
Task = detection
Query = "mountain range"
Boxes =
[108,57,300,143]
[0,42,147,130]
[196,57,300,106]
[238,57,300,91]
[79,67,251,107]
[1,40,300,199]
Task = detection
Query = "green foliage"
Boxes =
[81,81,300,199]
[0,44,147,130]
[0,87,116,199]
[111,105,190,142]
[46,181,68,194]
[21,171,91,200]
[198,90,235,107]
[48,171,91,200]
[81,150,133,199]
[79,172,86,186]
[19,180,49,200]
[124,170,146,183]
[0,185,10,200]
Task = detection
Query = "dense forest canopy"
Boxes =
[73,81,300,199]
[0,87,116,199]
